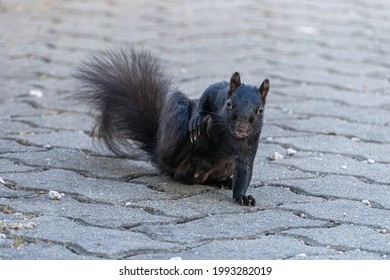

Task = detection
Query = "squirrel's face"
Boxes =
[224,85,265,139]
[223,73,270,140]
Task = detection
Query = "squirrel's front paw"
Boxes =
[189,114,212,143]
[189,114,202,143]
[234,194,256,206]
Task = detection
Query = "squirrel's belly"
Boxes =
[172,156,234,185]
[206,159,234,182]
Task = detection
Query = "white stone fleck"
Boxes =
[29,89,43,98]
[271,152,283,160]
[287,148,297,156]
[48,190,62,200]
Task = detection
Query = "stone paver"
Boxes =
[0,0,389,259]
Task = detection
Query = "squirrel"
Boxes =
[74,46,270,206]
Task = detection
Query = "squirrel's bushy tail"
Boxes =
[74,46,172,157]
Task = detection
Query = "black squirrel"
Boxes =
[74,46,270,206]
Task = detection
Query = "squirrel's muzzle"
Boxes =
[234,121,249,138]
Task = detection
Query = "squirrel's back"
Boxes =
[74,46,173,157]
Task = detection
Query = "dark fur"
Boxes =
[74,48,172,156]
[74,46,270,206]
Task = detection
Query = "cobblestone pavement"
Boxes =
[1,0,390,259]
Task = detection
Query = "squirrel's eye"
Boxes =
[257,107,264,115]
[226,98,232,108]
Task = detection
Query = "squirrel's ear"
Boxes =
[228,72,241,98]
[259,79,270,106]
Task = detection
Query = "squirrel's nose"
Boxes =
[236,121,247,132]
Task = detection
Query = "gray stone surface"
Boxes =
[1,0,389,260]
[15,216,183,258]
[283,225,390,257]
[134,210,326,246]
[274,175,390,209]
[0,243,100,260]
[130,235,339,260]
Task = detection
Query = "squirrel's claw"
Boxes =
[234,195,256,206]
[189,114,203,143]
[189,114,213,143]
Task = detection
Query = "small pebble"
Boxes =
[29,89,43,98]
[48,190,62,200]
[293,211,306,219]
[362,200,371,206]
[340,165,347,170]
[287,148,297,156]
[367,159,375,164]
[295,253,307,258]
[271,152,283,160]
[125,202,132,207]
[378,229,387,234]
[351,137,361,142]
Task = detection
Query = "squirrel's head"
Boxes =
[223,72,270,139]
